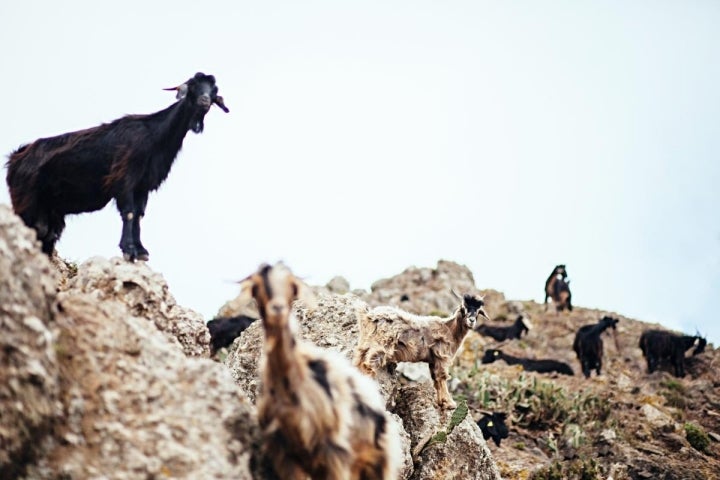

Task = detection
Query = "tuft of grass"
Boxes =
[470,372,611,430]
[660,379,687,409]
[531,459,600,480]
[684,422,711,453]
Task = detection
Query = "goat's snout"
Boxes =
[198,94,212,109]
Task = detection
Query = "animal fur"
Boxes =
[238,263,401,480]
[354,293,489,410]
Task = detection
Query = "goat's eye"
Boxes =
[291,283,298,297]
[252,284,259,298]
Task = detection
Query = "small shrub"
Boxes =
[685,422,711,453]
[531,459,600,480]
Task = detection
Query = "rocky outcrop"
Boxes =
[0,205,259,479]
[225,291,501,480]
[0,205,61,479]
[63,256,211,357]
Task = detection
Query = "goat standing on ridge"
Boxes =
[544,265,572,312]
[354,292,489,410]
[238,263,401,480]
[481,348,574,376]
[639,329,707,378]
[572,316,619,378]
[6,72,228,260]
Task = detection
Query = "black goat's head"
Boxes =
[693,335,707,356]
[164,72,229,133]
[554,264,568,278]
[477,412,509,447]
[481,348,501,364]
[452,290,490,328]
[599,315,620,330]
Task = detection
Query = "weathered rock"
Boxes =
[326,275,351,294]
[65,256,210,357]
[1,205,260,479]
[0,205,61,479]
[226,292,501,479]
[24,293,258,480]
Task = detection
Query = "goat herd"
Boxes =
[4,73,709,479]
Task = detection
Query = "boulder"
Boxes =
[64,256,211,357]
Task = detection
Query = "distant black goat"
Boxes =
[477,412,509,447]
[639,329,707,378]
[6,72,229,260]
[544,264,567,306]
[207,315,257,355]
[481,348,574,376]
[475,315,532,341]
[572,316,619,378]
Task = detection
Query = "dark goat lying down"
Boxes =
[639,329,706,378]
[207,315,257,355]
[475,315,531,341]
[477,412,509,447]
[572,315,619,378]
[482,348,574,376]
[6,72,228,260]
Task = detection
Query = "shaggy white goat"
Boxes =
[354,293,488,410]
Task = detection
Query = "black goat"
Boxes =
[639,329,707,378]
[572,315,619,378]
[6,72,229,260]
[481,348,574,376]
[475,315,532,341]
[544,264,567,306]
[207,315,257,355]
[477,412,509,447]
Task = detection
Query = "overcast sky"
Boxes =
[1,1,718,344]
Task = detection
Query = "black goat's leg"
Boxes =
[132,191,149,261]
[116,193,138,261]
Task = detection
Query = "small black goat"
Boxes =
[481,348,574,376]
[477,412,509,447]
[544,264,567,305]
[207,314,257,355]
[544,265,572,312]
[475,315,532,341]
[6,72,229,260]
[639,329,707,378]
[572,316,619,378]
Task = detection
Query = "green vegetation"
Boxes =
[684,422,711,453]
[530,459,600,480]
[426,400,469,447]
[468,371,612,430]
[660,379,687,408]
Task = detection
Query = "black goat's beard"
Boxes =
[190,115,205,134]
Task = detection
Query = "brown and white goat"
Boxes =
[354,293,489,410]
[238,263,401,480]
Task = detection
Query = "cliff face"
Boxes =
[3,201,718,479]
[1,205,258,480]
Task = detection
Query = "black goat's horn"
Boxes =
[213,95,230,113]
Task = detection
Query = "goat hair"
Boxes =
[237,263,401,480]
[481,348,574,376]
[639,329,707,378]
[572,315,619,378]
[354,292,489,410]
[6,72,228,260]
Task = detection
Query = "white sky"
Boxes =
[1,1,719,344]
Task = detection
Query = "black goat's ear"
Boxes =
[213,95,229,113]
